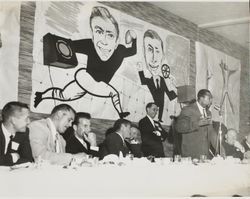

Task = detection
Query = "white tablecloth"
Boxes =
[0,162,250,197]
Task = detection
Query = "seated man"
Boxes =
[0,101,33,166]
[29,104,86,165]
[223,128,245,160]
[125,124,143,158]
[66,112,99,157]
[103,119,132,158]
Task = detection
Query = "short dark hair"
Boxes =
[51,104,76,115]
[146,102,157,110]
[90,6,119,40]
[73,112,91,126]
[143,29,164,52]
[2,101,29,122]
[197,89,211,100]
[113,118,131,132]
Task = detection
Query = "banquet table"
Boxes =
[0,160,250,198]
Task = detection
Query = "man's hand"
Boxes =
[244,151,250,159]
[11,153,20,163]
[83,132,97,147]
[125,30,136,44]
[198,117,212,126]
[234,141,245,153]
[153,130,161,136]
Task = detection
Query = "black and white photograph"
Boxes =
[0,0,249,198]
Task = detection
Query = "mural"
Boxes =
[0,2,20,108]
[196,42,241,131]
[31,2,190,124]
[34,6,137,119]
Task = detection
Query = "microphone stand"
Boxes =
[215,108,223,156]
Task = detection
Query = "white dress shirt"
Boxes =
[196,102,207,117]
[1,123,11,154]
[147,115,155,128]
[47,118,61,153]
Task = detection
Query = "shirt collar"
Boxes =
[74,133,87,148]
[2,123,12,139]
[116,132,125,145]
[47,118,58,140]
[196,101,205,116]
[147,115,155,127]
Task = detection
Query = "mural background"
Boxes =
[196,42,241,131]
[31,2,190,125]
[0,2,20,108]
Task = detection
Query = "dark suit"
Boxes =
[139,116,168,157]
[175,102,217,159]
[139,71,177,121]
[0,123,33,166]
[66,133,99,157]
[125,140,143,158]
[222,140,244,160]
[103,132,129,157]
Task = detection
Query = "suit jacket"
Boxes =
[104,132,129,157]
[138,71,176,106]
[29,118,73,165]
[241,139,250,152]
[66,133,99,157]
[175,102,218,159]
[138,116,168,157]
[125,141,143,158]
[0,123,33,166]
[222,140,244,160]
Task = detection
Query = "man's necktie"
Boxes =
[203,108,207,118]
[7,135,13,153]
[156,79,160,89]
[55,133,61,153]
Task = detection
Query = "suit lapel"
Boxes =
[0,124,5,155]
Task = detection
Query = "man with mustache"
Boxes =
[137,30,176,122]
[34,6,136,119]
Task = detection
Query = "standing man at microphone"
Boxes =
[175,89,219,159]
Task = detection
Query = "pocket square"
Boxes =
[11,141,19,151]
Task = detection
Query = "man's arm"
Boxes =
[15,131,34,164]
[123,30,137,57]
[162,79,177,101]
[72,39,92,55]
[175,107,200,134]
[105,135,121,156]
[0,154,14,166]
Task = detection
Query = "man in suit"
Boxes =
[175,89,218,159]
[66,112,99,157]
[137,29,177,122]
[103,119,132,158]
[125,125,143,158]
[29,104,87,165]
[0,101,33,166]
[138,102,168,157]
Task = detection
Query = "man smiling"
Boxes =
[137,29,176,122]
[34,6,137,119]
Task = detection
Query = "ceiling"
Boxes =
[150,1,249,50]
